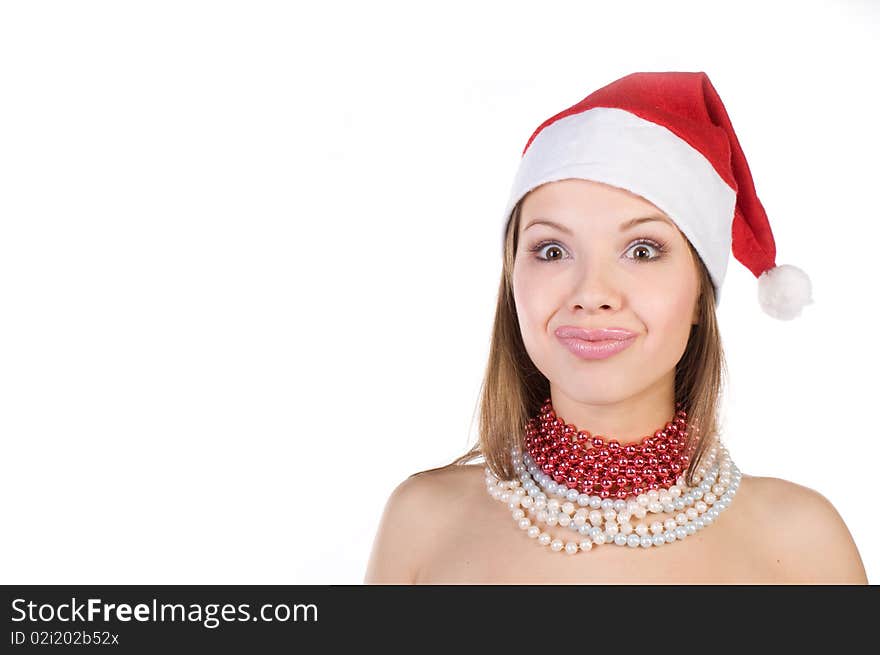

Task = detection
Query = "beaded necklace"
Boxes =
[526,398,691,498]
[485,399,741,555]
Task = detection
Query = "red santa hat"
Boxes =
[501,71,813,320]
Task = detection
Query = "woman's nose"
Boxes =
[568,260,623,311]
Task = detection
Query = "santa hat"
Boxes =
[501,71,813,320]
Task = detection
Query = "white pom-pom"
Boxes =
[757,264,814,320]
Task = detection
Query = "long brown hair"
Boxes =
[415,196,727,488]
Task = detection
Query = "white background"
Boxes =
[1,0,877,584]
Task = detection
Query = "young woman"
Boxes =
[365,72,868,584]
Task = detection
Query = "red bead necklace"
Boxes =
[524,398,691,500]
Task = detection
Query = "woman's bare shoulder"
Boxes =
[737,474,868,584]
[364,464,486,584]
[402,463,488,507]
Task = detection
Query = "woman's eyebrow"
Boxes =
[618,215,675,231]
[523,215,674,234]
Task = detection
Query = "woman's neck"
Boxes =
[548,390,678,445]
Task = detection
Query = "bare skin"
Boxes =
[365,464,869,585]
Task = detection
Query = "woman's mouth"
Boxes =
[555,334,637,360]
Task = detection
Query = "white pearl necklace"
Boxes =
[485,441,741,554]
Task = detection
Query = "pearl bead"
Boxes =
[565,542,579,555]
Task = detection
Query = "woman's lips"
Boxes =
[556,334,637,360]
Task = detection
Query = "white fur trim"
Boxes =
[501,107,736,305]
[757,264,813,320]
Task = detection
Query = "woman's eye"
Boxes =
[532,242,566,261]
[626,240,667,262]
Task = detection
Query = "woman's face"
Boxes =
[512,178,701,404]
